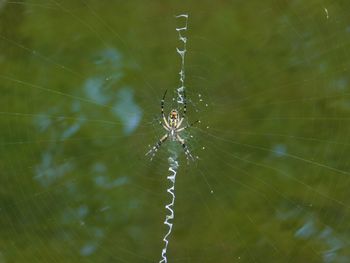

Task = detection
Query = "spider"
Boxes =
[146,90,197,161]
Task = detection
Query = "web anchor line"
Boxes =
[159,156,179,263]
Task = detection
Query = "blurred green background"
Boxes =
[1,0,350,262]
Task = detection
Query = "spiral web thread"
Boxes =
[159,14,188,263]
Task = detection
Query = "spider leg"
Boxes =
[161,89,170,128]
[182,89,187,116]
[161,89,167,116]
[176,134,194,162]
[163,116,170,129]
[177,119,199,132]
[146,133,168,160]
[162,124,170,131]
[176,117,185,129]
[159,118,171,130]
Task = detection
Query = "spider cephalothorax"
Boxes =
[146,90,196,161]
[170,110,178,122]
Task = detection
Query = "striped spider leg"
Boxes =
[146,133,169,161]
[146,90,195,161]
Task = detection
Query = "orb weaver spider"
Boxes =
[146,90,198,161]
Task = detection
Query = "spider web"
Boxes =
[1,1,350,262]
